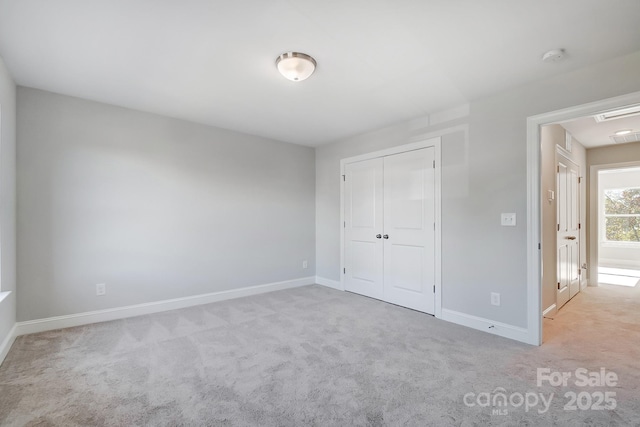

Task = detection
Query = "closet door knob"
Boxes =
[383,234,389,239]
[376,234,382,239]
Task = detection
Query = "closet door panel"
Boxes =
[344,158,384,300]
[383,148,435,314]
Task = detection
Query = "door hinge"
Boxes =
[558,282,561,290]
[433,285,436,293]
[344,221,346,228]
[342,175,345,181]
[578,223,581,230]
[433,222,435,230]
[343,268,346,274]
[538,243,541,250]
[557,165,560,173]
[433,160,435,169]
[578,177,582,184]
[557,224,560,231]
[578,269,582,276]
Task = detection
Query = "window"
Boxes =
[604,187,640,243]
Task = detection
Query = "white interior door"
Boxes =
[557,157,581,310]
[383,148,436,314]
[568,165,581,299]
[344,158,384,300]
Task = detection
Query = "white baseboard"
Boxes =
[0,324,17,367]
[542,304,557,317]
[16,276,315,337]
[315,276,343,291]
[441,308,532,345]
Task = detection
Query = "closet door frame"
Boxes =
[340,137,442,318]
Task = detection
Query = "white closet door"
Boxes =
[383,148,436,314]
[344,158,384,300]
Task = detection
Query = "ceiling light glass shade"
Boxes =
[276,52,316,82]
[615,129,632,136]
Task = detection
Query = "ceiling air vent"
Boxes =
[595,105,640,123]
[610,131,640,144]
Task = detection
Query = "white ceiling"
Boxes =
[1,0,640,146]
[561,112,640,149]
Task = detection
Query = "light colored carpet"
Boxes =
[1,284,639,426]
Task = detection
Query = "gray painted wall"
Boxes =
[0,56,17,344]
[17,88,315,322]
[316,50,640,329]
[540,124,587,313]
[587,141,640,167]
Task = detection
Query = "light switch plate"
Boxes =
[501,213,516,226]
[491,292,501,306]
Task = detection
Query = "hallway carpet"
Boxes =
[1,284,639,426]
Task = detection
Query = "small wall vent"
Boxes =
[609,131,640,144]
[595,105,640,122]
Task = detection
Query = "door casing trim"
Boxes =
[527,90,640,345]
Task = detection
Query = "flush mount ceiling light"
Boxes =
[615,129,633,136]
[276,52,316,82]
[541,48,566,63]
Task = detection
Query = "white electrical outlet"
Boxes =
[302,260,308,269]
[96,283,106,296]
[491,292,500,306]
[501,213,516,226]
